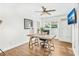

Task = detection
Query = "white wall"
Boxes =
[0,3,39,51]
[78,7,79,55]
[40,16,59,38]
[0,3,77,52]
[72,4,79,56]
[40,15,72,43]
[59,18,72,43]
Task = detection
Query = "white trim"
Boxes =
[2,40,29,52]
[72,47,76,56]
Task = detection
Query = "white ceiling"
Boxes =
[0,3,77,17]
[40,3,76,16]
[25,3,77,16]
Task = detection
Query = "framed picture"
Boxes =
[24,18,33,29]
[51,23,58,28]
[50,22,58,28]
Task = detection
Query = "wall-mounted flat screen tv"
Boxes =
[67,8,77,25]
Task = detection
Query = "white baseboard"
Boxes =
[58,37,72,43]
[72,47,79,56]
[2,40,29,52]
[72,47,76,56]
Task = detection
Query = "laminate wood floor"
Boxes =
[1,39,74,56]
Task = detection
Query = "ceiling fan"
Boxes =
[35,6,56,15]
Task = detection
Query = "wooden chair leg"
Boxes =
[34,38,39,46]
[29,38,39,49]
[29,37,34,49]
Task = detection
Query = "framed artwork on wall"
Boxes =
[51,22,58,28]
[51,23,58,28]
[24,18,33,29]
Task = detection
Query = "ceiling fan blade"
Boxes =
[40,12,51,15]
[41,13,43,15]
[46,12,51,15]
[46,9,56,12]
[41,12,46,15]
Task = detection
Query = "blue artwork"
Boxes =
[67,8,77,25]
